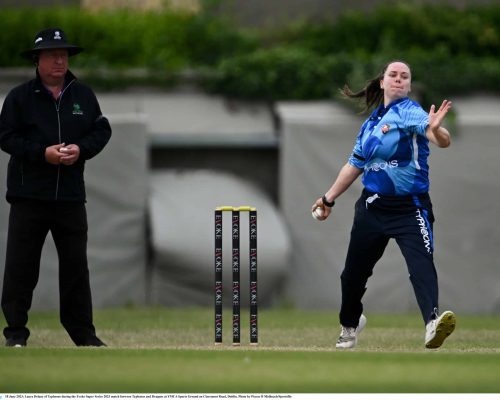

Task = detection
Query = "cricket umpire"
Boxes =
[0,28,111,347]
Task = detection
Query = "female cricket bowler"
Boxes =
[312,60,456,349]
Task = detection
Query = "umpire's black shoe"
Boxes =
[6,337,27,347]
[77,336,107,347]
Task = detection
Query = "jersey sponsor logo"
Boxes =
[416,209,432,253]
[365,160,398,172]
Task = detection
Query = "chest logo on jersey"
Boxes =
[381,124,390,134]
[72,103,84,116]
[365,160,398,172]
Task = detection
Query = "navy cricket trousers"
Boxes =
[339,190,439,328]
[1,201,97,345]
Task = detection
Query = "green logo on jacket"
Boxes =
[72,103,83,115]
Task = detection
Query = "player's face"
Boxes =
[37,49,69,84]
[380,62,411,104]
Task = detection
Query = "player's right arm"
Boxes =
[312,163,363,220]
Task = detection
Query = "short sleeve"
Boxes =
[404,102,429,136]
[348,123,367,168]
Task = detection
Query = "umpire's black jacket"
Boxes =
[0,70,112,203]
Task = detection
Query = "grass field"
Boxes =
[1,307,499,393]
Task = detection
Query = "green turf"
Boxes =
[1,307,499,393]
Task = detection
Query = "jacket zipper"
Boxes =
[55,103,61,200]
[53,79,75,200]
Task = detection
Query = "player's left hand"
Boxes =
[428,100,452,132]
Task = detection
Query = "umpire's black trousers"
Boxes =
[339,190,439,328]
[1,200,97,345]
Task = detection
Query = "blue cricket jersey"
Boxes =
[348,97,430,196]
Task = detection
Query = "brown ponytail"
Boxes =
[341,60,411,113]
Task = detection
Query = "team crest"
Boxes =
[381,124,390,134]
[72,103,83,115]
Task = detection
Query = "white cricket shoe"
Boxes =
[425,310,456,349]
[336,314,367,349]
